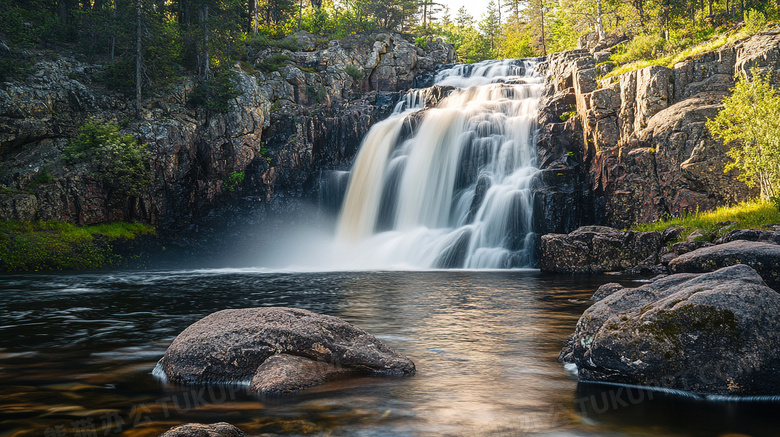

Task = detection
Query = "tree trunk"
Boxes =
[707,0,713,17]
[298,0,302,30]
[596,0,605,40]
[200,5,210,80]
[540,0,546,55]
[135,0,142,119]
[111,0,116,63]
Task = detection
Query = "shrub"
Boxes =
[224,171,245,191]
[707,68,780,200]
[249,35,299,52]
[414,36,427,50]
[611,33,668,64]
[345,64,364,80]
[744,9,767,36]
[64,117,150,200]
[189,69,242,112]
[256,54,292,73]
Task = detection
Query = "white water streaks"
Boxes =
[334,58,545,269]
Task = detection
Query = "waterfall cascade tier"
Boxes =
[333,59,544,269]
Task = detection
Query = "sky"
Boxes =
[439,0,488,21]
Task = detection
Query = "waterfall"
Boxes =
[333,58,544,269]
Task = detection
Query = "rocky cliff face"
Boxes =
[0,32,454,229]
[535,29,780,232]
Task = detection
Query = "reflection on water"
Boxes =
[0,270,777,436]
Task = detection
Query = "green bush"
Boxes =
[744,9,767,36]
[224,171,245,191]
[64,117,150,200]
[256,54,292,73]
[189,69,242,112]
[771,196,780,212]
[249,35,299,52]
[96,59,136,95]
[0,52,34,82]
[414,36,427,50]
[707,69,780,200]
[612,33,668,64]
[28,169,54,187]
[345,64,364,80]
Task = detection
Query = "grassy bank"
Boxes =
[631,199,780,242]
[0,220,155,273]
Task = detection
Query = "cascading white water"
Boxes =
[333,58,544,269]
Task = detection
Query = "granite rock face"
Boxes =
[534,29,780,232]
[157,307,415,394]
[0,32,453,227]
[561,265,780,395]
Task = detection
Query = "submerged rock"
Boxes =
[159,422,244,437]
[669,240,780,292]
[560,265,780,395]
[157,307,414,394]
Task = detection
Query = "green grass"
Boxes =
[604,27,758,80]
[0,220,155,272]
[630,199,780,242]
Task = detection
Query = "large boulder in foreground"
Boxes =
[159,423,244,437]
[560,265,780,395]
[669,240,780,292]
[157,307,414,394]
[540,226,662,273]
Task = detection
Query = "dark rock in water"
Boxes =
[591,283,624,301]
[157,307,415,394]
[539,226,662,273]
[560,265,780,395]
[669,240,780,292]
[249,354,360,394]
[159,422,244,437]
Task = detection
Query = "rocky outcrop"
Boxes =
[535,29,780,231]
[561,264,780,395]
[0,32,453,228]
[539,226,662,273]
[159,423,244,437]
[669,240,780,292]
[157,307,415,394]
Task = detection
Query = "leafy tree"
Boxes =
[707,70,780,200]
[64,117,150,201]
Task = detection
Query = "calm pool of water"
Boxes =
[0,269,777,436]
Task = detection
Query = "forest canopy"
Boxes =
[1,0,778,99]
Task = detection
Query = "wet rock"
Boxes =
[591,283,624,301]
[539,226,662,273]
[157,307,415,394]
[669,240,780,292]
[159,422,244,437]
[560,265,780,395]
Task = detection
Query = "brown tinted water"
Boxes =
[0,270,777,437]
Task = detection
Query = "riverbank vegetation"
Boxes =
[0,220,155,272]
[631,199,780,242]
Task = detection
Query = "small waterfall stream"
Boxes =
[333,58,544,269]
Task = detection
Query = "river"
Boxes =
[1,269,777,437]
